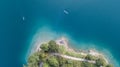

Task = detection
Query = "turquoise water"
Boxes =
[0,0,120,67]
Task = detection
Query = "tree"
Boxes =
[57,57,66,66]
[48,40,59,53]
[40,44,49,52]
[96,58,106,66]
[81,62,94,67]
[85,54,96,60]
[39,52,47,62]
[47,56,59,67]
[43,63,49,67]
[28,53,39,63]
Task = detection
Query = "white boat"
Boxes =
[22,16,25,20]
[64,10,69,14]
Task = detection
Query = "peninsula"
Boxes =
[24,37,113,67]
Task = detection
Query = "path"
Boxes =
[52,53,96,64]
[39,53,96,67]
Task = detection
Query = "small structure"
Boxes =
[56,37,68,48]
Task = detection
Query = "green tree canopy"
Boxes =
[47,56,59,67]
[24,40,113,67]
[96,58,106,66]
[43,63,49,67]
[48,40,59,53]
[81,62,94,67]
[85,54,96,60]
[40,43,49,52]
[27,53,40,67]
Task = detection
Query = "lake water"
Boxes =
[0,0,120,67]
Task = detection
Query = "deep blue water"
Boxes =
[0,0,120,67]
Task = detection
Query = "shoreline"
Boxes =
[30,36,115,65]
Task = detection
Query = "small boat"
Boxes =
[64,10,69,14]
[22,16,25,21]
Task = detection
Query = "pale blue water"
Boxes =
[0,0,120,67]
